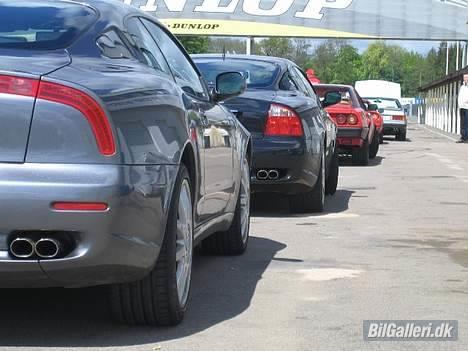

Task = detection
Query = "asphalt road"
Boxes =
[0,123,467,351]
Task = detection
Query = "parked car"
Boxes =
[315,84,379,166]
[365,101,384,144]
[193,55,341,213]
[0,0,252,326]
[355,80,407,141]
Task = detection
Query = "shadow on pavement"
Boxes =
[251,189,354,217]
[0,236,286,347]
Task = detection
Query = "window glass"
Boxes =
[0,1,97,50]
[293,66,318,99]
[195,59,280,90]
[279,72,299,91]
[367,98,403,110]
[140,18,206,99]
[126,18,171,75]
[315,85,360,108]
[96,30,132,59]
[287,67,310,96]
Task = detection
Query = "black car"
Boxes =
[0,0,251,326]
[193,55,341,213]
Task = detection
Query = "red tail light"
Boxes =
[392,115,406,121]
[347,115,358,125]
[336,114,347,125]
[0,74,115,157]
[334,113,360,126]
[0,75,39,97]
[265,104,303,137]
[38,82,116,156]
[52,202,109,211]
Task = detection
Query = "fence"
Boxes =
[420,68,468,135]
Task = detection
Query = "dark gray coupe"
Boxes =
[0,0,251,326]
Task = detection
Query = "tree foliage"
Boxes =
[306,40,456,96]
[176,35,209,54]
[175,36,455,97]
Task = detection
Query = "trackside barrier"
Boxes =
[420,68,468,135]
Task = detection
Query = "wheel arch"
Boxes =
[180,142,198,204]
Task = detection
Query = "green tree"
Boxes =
[305,40,362,85]
[254,38,294,59]
[208,37,247,54]
[176,35,209,54]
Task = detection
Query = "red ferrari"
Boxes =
[315,84,380,166]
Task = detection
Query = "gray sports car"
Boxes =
[0,0,251,326]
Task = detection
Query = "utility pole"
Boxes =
[246,37,255,55]
[446,42,450,75]
[463,42,466,69]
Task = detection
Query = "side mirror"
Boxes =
[378,108,385,114]
[367,103,378,111]
[212,72,246,102]
[322,91,342,108]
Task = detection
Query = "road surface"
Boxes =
[0,124,466,351]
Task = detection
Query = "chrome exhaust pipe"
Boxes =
[10,238,35,259]
[268,170,280,180]
[35,238,61,259]
[256,170,269,180]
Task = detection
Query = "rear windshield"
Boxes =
[195,59,280,89]
[0,1,97,50]
[366,98,402,110]
[315,86,359,108]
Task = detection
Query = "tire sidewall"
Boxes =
[164,165,193,312]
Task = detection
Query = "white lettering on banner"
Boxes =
[195,0,241,13]
[243,0,295,16]
[139,0,189,12]
[126,0,354,19]
[296,0,353,20]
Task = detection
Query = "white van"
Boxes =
[355,80,407,141]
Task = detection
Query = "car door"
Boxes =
[200,103,236,219]
[140,18,235,223]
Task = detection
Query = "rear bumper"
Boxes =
[0,163,178,288]
[250,137,320,195]
[337,128,365,151]
[383,121,407,135]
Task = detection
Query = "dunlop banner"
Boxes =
[121,0,468,40]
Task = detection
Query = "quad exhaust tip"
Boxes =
[256,169,280,181]
[9,236,64,259]
[10,238,36,259]
[35,238,61,259]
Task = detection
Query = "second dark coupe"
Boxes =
[193,55,341,213]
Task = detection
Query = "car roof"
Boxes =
[315,83,355,90]
[192,54,293,69]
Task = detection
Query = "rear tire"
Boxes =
[110,165,193,326]
[325,146,339,196]
[290,149,325,213]
[202,156,250,256]
[396,130,407,141]
[352,139,370,166]
[369,132,380,159]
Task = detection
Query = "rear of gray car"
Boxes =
[0,1,179,289]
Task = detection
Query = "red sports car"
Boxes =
[315,84,380,166]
